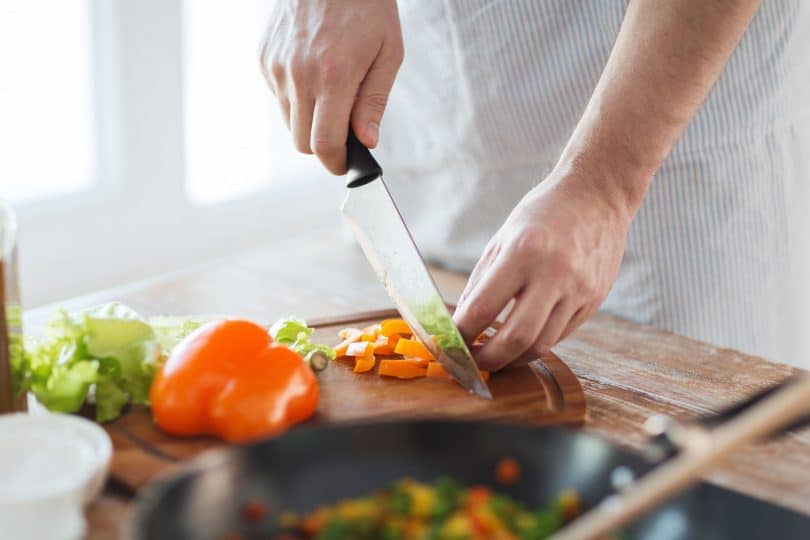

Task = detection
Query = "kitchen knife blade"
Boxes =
[341,131,492,399]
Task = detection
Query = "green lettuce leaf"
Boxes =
[148,315,210,352]
[16,302,215,423]
[269,317,336,361]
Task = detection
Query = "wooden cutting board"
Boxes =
[102,309,587,494]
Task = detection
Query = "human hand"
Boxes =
[454,165,635,371]
[260,0,404,174]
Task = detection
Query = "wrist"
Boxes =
[553,123,657,224]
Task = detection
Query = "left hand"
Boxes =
[453,164,634,371]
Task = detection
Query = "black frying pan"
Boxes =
[132,420,809,540]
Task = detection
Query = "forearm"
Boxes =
[558,0,762,218]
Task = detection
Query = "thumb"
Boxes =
[351,50,401,149]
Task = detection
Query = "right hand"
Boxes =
[260,0,404,174]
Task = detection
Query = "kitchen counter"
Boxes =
[24,226,810,538]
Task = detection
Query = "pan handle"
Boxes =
[644,375,810,461]
[345,129,383,188]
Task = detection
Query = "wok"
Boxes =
[132,420,809,539]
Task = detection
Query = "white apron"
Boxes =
[374,1,810,368]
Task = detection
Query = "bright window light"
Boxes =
[0,0,96,204]
[182,0,321,206]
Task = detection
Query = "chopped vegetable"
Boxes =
[414,296,467,352]
[393,338,435,361]
[426,362,489,382]
[270,317,336,362]
[379,318,412,337]
[332,315,495,390]
[346,341,374,357]
[494,457,521,485]
[360,324,381,342]
[150,320,318,442]
[378,359,428,379]
[353,355,376,373]
[334,329,363,356]
[242,499,268,522]
[372,335,397,355]
[277,476,578,539]
[304,350,330,372]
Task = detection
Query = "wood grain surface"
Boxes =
[23,226,810,539]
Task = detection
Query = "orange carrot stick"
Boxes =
[372,334,397,355]
[334,329,363,356]
[378,358,428,379]
[360,323,381,342]
[353,355,376,373]
[394,338,435,361]
[345,341,374,357]
[426,362,489,381]
[379,318,412,337]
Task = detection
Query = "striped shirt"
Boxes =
[376,1,810,367]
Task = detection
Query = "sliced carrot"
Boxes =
[338,327,362,339]
[360,323,380,342]
[378,358,428,379]
[494,457,521,485]
[345,341,374,357]
[372,334,397,355]
[353,355,376,373]
[394,337,435,361]
[426,361,489,382]
[466,486,493,507]
[379,318,412,337]
[334,328,363,356]
[426,361,453,379]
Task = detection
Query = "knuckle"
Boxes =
[316,55,343,87]
[551,251,576,276]
[512,227,546,259]
[287,54,307,83]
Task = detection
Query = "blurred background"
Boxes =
[2,0,341,307]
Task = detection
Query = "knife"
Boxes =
[341,130,492,399]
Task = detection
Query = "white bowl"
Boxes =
[0,412,112,540]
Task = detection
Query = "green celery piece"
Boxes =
[269,317,311,344]
[270,317,337,361]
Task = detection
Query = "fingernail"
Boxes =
[366,122,379,147]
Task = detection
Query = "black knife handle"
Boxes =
[345,128,382,188]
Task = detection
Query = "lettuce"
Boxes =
[269,317,336,361]
[16,302,208,422]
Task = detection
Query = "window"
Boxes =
[182,0,322,205]
[10,0,337,308]
[0,0,96,204]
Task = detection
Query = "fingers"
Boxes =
[290,93,314,154]
[558,305,592,342]
[533,300,578,353]
[278,96,291,130]
[454,257,525,344]
[458,241,500,307]
[311,89,356,174]
[473,289,556,372]
[350,43,403,149]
